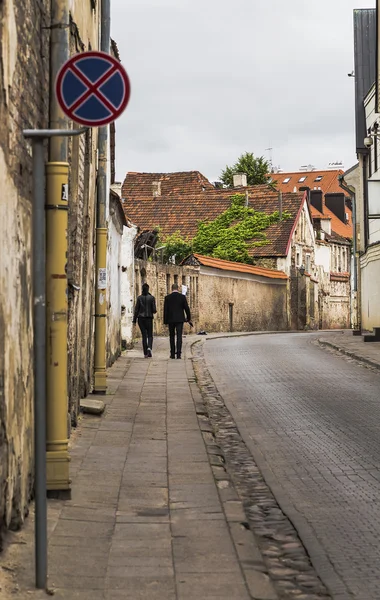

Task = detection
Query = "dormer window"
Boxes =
[298,176,307,183]
[283,177,291,183]
[315,176,323,182]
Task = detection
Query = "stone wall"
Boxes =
[66,12,100,420]
[197,268,289,333]
[0,0,50,536]
[132,260,288,336]
[134,260,200,336]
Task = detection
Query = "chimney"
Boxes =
[325,193,346,222]
[278,191,282,220]
[309,190,323,214]
[233,173,247,188]
[152,181,161,197]
[299,186,310,203]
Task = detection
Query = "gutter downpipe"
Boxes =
[94,0,111,392]
[46,0,71,492]
[339,174,360,332]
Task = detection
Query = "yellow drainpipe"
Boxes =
[46,0,71,493]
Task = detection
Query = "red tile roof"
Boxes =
[271,169,344,195]
[189,253,288,280]
[123,171,214,199]
[122,171,305,258]
[271,169,353,240]
[309,200,352,239]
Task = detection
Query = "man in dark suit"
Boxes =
[164,283,191,359]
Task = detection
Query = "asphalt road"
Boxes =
[204,332,380,600]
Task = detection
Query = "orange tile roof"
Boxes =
[122,171,305,257]
[271,169,344,195]
[309,200,352,239]
[190,253,288,280]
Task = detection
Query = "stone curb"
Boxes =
[185,346,279,600]
[190,338,347,600]
[318,339,380,371]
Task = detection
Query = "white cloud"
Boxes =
[111,0,375,181]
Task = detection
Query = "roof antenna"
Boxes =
[265,146,273,172]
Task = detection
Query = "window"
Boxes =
[298,176,307,183]
[166,274,171,294]
[315,176,323,182]
[305,254,311,273]
[296,251,300,267]
[283,177,291,183]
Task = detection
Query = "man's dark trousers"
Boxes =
[138,317,153,356]
[169,322,184,358]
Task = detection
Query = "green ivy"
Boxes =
[162,194,290,265]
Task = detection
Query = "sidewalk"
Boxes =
[1,336,277,600]
[318,329,380,370]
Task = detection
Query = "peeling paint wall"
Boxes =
[107,196,126,365]
[198,268,288,333]
[0,0,50,536]
[121,225,138,347]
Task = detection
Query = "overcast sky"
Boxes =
[111,0,375,183]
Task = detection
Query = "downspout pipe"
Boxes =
[339,174,360,332]
[339,175,357,292]
[49,0,69,162]
[45,0,71,493]
[94,0,111,392]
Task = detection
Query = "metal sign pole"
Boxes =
[31,137,47,589]
[23,127,87,590]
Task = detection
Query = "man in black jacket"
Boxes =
[164,283,191,359]
[133,283,157,358]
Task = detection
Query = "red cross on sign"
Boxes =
[56,51,131,127]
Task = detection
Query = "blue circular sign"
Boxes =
[56,51,131,127]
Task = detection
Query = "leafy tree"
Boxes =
[220,152,272,187]
[162,231,193,265]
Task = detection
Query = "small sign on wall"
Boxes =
[182,285,188,295]
[98,268,107,290]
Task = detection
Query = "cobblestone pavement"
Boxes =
[203,332,380,600]
[0,336,277,600]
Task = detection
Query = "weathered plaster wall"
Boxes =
[121,225,138,347]
[107,198,125,366]
[132,260,288,335]
[0,0,50,536]
[197,268,289,333]
[360,243,380,330]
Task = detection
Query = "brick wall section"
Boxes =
[0,0,50,538]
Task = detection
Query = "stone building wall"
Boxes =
[132,260,288,336]
[197,269,289,333]
[0,0,50,536]
[66,10,100,421]
[134,260,200,336]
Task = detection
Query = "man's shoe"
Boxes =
[147,348,152,358]
[170,355,175,359]
[176,355,181,359]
